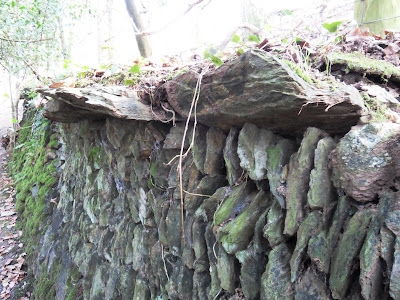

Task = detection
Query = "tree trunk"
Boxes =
[57,16,68,60]
[8,73,20,149]
[124,0,152,58]
[355,0,400,35]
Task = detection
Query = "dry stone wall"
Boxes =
[17,109,400,299]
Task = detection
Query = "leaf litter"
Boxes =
[0,162,28,299]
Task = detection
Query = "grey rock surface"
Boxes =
[164,50,365,136]
[332,123,400,202]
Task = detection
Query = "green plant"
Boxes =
[204,48,223,66]
[362,92,390,122]
[323,21,343,33]
[230,34,261,56]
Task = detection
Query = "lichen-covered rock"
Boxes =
[133,276,151,299]
[205,223,221,299]
[390,237,400,299]
[253,209,269,253]
[163,122,193,150]
[39,87,169,123]
[386,210,400,237]
[261,243,293,300]
[307,137,337,209]
[192,221,209,273]
[213,182,257,226]
[237,123,277,181]
[284,127,326,236]
[17,98,398,300]
[217,246,237,293]
[360,191,395,300]
[263,198,287,248]
[217,190,271,254]
[184,175,227,214]
[381,226,396,275]
[308,196,352,273]
[223,128,243,185]
[290,211,322,282]
[266,138,297,208]
[164,50,364,136]
[192,124,208,174]
[330,209,374,299]
[294,268,330,300]
[204,127,226,176]
[332,123,400,202]
[236,247,267,300]
[194,187,231,223]
[193,271,211,300]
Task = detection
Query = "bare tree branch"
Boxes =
[0,36,54,43]
[134,0,211,36]
[0,21,44,82]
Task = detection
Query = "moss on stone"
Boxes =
[65,285,79,300]
[32,260,62,299]
[328,52,400,81]
[88,145,104,169]
[283,59,313,84]
[10,107,59,263]
[213,183,249,226]
[64,265,82,300]
[362,92,391,123]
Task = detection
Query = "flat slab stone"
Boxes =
[38,87,170,123]
[164,50,365,136]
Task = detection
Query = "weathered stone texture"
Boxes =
[16,100,400,300]
[284,127,326,236]
[164,50,365,136]
[332,122,400,202]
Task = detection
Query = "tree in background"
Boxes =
[124,0,152,58]
[355,0,400,35]
[0,0,88,147]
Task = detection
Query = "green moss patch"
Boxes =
[327,52,400,81]
[32,260,62,299]
[9,107,59,259]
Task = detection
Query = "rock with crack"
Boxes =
[37,87,171,123]
[164,50,365,136]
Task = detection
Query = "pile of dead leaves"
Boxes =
[0,168,27,299]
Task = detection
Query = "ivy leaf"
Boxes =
[12,118,18,123]
[281,9,292,16]
[323,21,343,33]
[124,79,134,86]
[204,50,223,66]
[248,35,260,44]
[237,48,244,55]
[11,1,15,7]
[231,34,240,43]
[335,36,342,43]
[282,38,287,44]
[210,55,223,66]
[128,64,140,74]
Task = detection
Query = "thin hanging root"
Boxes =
[182,188,218,199]
[161,244,170,281]
[178,65,210,244]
